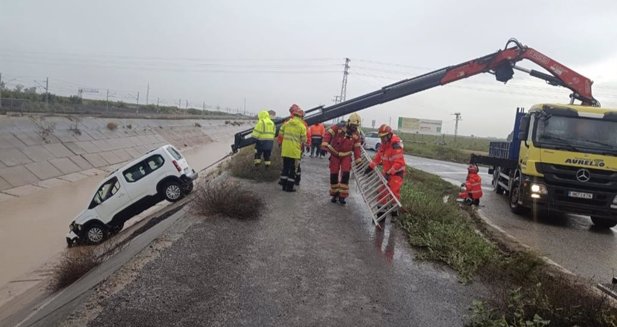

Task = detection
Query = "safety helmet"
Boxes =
[377,124,393,137]
[467,164,479,174]
[347,113,361,126]
[293,108,305,118]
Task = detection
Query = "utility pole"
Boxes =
[0,72,3,109]
[136,92,140,114]
[157,97,160,107]
[146,83,150,105]
[178,99,181,108]
[106,89,110,111]
[453,112,462,142]
[185,100,188,109]
[45,77,49,111]
[339,58,350,102]
[243,97,246,115]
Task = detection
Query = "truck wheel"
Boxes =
[590,217,617,228]
[509,178,526,214]
[163,181,183,202]
[84,222,108,244]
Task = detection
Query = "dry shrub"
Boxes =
[107,122,118,130]
[229,144,282,182]
[49,246,107,291]
[192,179,264,220]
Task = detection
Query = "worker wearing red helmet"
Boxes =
[458,164,483,205]
[277,104,310,186]
[321,113,363,205]
[364,124,406,205]
[278,107,307,192]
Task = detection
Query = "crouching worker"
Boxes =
[457,164,483,205]
[252,110,276,167]
[279,108,307,192]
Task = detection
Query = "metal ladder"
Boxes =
[352,147,402,227]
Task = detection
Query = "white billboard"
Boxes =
[398,117,442,135]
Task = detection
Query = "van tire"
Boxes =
[591,217,617,228]
[84,222,108,244]
[163,181,183,202]
[183,181,194,195]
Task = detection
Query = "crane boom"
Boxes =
[232,38,598,152]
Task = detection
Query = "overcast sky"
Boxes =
[2,0,617,137]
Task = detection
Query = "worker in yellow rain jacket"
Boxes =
[279,108,307,192]
[251,110,276,167]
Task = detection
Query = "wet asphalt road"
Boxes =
[406,154,617,284]
[86,157,484,327]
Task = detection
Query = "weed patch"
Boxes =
[106,122,118,130]
[49,245,109,291]
[228,145,282,182]
[192,179,264,220]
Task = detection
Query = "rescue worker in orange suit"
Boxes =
[364,124,406,211]
[279,108,307,192]
[321,113,363,205]
[458,164,483,205]
[309,122,326,158]
[277,104,310,185]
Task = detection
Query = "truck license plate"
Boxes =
[568,191,593,199]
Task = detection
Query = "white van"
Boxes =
[66,144,197,245]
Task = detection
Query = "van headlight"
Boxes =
[530,183,548,195]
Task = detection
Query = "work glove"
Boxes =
[354,158,362,165]
[364,166,373,175]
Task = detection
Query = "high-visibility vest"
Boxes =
[465,173,483,199]
[252,111,275,141]
[280,117,307,159]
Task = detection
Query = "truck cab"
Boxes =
[477,104,617,228]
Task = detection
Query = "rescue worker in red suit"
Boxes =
[458,164,483,205]
[321,113,362,205]
[364,124,406,210]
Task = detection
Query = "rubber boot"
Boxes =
[285,180,296,192]
[330,196,338,203]
[338,197,347,205]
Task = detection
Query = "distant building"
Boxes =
[397,117,442,135]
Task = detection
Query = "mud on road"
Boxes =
[65,157,485,327]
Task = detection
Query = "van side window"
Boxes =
[123,155,165,183]
[92,177,120,206]
[166,146,183,160]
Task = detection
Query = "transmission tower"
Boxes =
[452,112,462,142]
[335,58,350,122]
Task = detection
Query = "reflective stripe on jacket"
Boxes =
[369,134,406,176]
[465,173,483,199]
[321,122,361,161]
[252,111,276,141]
[280,117,307,159]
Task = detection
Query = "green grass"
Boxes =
[397,132,496,164]
[398,167,617,326]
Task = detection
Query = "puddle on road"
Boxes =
[0,136,235,298]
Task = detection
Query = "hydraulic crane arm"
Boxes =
[232,38,598,152]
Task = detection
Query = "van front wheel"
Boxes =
[164,181,183,202]
[84,222,108,244]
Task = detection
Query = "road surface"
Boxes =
[406,154,617,284]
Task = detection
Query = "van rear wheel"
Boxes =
[164,181,183,202]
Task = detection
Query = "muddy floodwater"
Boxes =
[0,140,232,299]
